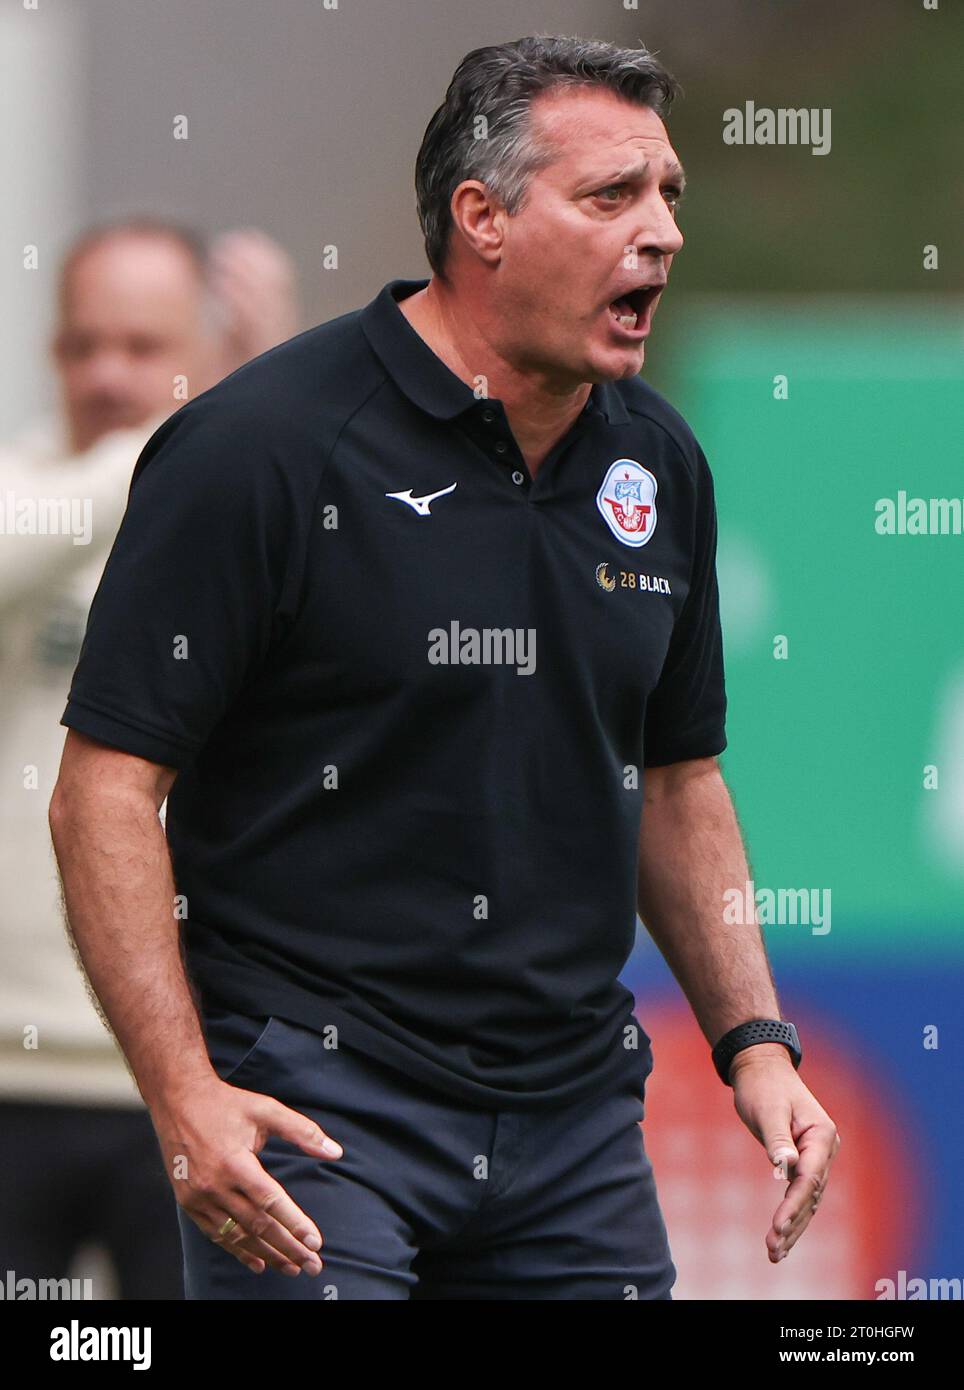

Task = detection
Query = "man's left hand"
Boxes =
[729,1043,841,1263]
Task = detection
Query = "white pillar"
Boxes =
[0,4,84,435]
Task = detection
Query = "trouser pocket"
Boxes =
[203,1010,277,1086]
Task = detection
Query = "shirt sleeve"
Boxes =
[60,400,302,770]
[642,442,728,767]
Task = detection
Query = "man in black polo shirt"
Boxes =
[50,35,839,1300]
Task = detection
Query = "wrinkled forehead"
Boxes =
[526,86,677,180]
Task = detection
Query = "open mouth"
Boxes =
[607,284,661,333]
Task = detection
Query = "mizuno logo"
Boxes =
[385,483,457,516]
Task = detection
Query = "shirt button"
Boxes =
[494,440,508,455]
[481,408,496,424]
[511,469,525,485]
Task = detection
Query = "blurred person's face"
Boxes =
[52,236,213,453]
[484,87,685,386]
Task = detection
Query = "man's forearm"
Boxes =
[49,784,215,1108]
[636,759,783,1049]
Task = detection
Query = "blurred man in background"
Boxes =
[0,217,299,1298]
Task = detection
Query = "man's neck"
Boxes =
[397,281,590,478]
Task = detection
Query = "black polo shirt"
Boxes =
[61,277,727,1111]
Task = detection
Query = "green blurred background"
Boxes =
[655,303,964,943]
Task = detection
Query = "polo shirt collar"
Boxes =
[360,278,630,426]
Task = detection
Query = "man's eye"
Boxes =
[596,185,624,202]
[663,190,682,210]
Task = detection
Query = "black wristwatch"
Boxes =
[711,1019,802,1085]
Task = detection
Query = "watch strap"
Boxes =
[712,1019,802,1085]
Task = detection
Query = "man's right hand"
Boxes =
[152,1076,343,1276]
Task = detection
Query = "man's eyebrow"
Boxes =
[586,158,687,193]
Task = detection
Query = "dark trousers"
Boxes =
[179,1010,676,1300]
[0,1098,183,1299]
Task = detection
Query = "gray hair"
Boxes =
[414,34,681,280]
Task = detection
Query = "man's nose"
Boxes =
[636,198,684,259]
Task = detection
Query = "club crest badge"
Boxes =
[596,459,658,547]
